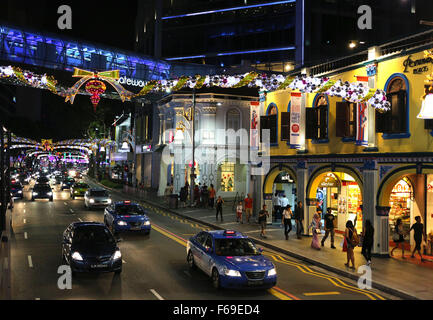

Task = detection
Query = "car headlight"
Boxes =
[72,252,84,261]
[89,199,95,204]
[268,268,277,277]
[107,199,112,204]
[33,192,38,196]
[224,269,242,277]
[144,221,151,226]
[117,221,128,226]
[112,250,122,260]
[18,191,23,194]
[47,192,53,196]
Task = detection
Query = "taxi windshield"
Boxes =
[214,238,261,256]
[115,205,145,216]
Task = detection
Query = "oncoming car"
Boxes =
[84,189,112,210]
[62,222,122,275]
[186,230,277,290]
[70,182,90,199]
[104,201,151,235]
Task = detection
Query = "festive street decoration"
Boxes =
[0,64,391,112]
[418,50,433,119]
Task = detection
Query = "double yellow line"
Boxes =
[266,254,386,300]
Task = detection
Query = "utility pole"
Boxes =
[190,89,196,207]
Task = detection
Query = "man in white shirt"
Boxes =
[280,194,289,210]
[273,193,281,222]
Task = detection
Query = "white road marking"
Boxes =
[64,202,68,206]
[28,255,33,268]
[24,232,28,240]
[122,260,127,264]
[220,222,238,226]
[78,218,83,222]
[35,298,40,301]
[70,209,74,214]
[23,210,26,213]
[4,258,8,270]
[23,219,26,224]
[150,289,164,301]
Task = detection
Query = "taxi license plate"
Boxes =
[248,280,264,286]
[91,264,107,269]
[131,227,141,231]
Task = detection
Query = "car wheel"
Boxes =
[212,268,221,289]
[31,198,35,202]
[187,251,196,270]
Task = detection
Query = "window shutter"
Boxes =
[269,114,278,144]
[318,106,328,139]
[376,95,393,133]
[336,102,349,137]
[397,90,407,133]
[425,120,433,130]
[305,108,318,140]
[260,116,268,143]
[281,112,291,141]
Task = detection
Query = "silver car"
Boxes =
[84,189,112,210]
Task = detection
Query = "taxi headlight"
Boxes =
[112,250,122,260]
[18,191,23,194]
[225,269,242,277]
[144,221,151,226]
[47,192,53,196]
[72,252,84,261]
[268,268,277,276]
[33,192,38,196]
[117,221,128,226]
[89,199,95,204]
[107,199,112,204]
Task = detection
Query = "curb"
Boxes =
[88,178,419,300]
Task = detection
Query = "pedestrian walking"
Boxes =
[280,194,289,221]
[344,220,358,269]
[281,205,293,240]
[294,201,304,239]
[273,193,281,222]
[209,184,216,209]
[244,194,253,223]
[194,185,200,207]
[258,205,270,238]
[216,196,224,222]
[321,208,336,249]
[310,213,322,250]
[236,201,243,224]
[361,219,374,266]
[180,186,188,208]
[390,218,405,258]
[202,183,209,209]
[410,216,427,262]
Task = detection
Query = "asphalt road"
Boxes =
[8,180,398,300]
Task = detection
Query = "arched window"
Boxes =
[377,74,410,138]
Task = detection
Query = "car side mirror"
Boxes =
[258,248,264,253]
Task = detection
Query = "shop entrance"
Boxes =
[313,172,363,234]
[272,171,296,220]
[389,177,413,244]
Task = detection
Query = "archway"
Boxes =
[307,166,363,233]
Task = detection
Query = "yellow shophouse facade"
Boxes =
[259,43,433,256]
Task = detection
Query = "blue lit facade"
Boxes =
[0,24,171,81]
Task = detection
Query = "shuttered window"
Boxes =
[376,90,407,134]
[281,112,291,141]
[336,102,356,138]
[305,106,328,140]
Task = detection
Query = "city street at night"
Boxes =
[1,0,433,314]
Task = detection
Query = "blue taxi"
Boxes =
[104,201,151,235]
[186,230,277,289]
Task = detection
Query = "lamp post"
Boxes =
[190,89,196,207]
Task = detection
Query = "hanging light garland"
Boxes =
[0,65,390,112]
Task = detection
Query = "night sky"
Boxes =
[0,0,139,51]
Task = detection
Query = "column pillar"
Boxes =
[296,161,309,235]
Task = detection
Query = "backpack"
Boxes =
[350,229,359,247]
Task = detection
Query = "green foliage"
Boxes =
[100,179,123,190]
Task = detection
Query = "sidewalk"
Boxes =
[93,181,433,300]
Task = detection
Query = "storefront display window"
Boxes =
[389,177,412,236]
[221,162,235,192]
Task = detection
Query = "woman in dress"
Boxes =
[310,213,322,250]
[345,220,357,269]
[390,218,405,258]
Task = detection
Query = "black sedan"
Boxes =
[11,181,24,199]
[62,222,122,275]
[31,184,54,201]
[36,176,50,185]
[61,178,75,191]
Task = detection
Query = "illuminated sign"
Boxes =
[117,76,146,88]
[319,175,340,188]
[403,55,433,74]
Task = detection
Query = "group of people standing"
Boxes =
[178,183,217,209]
[391,216,427,261]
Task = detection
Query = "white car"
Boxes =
[84,189,112,210]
